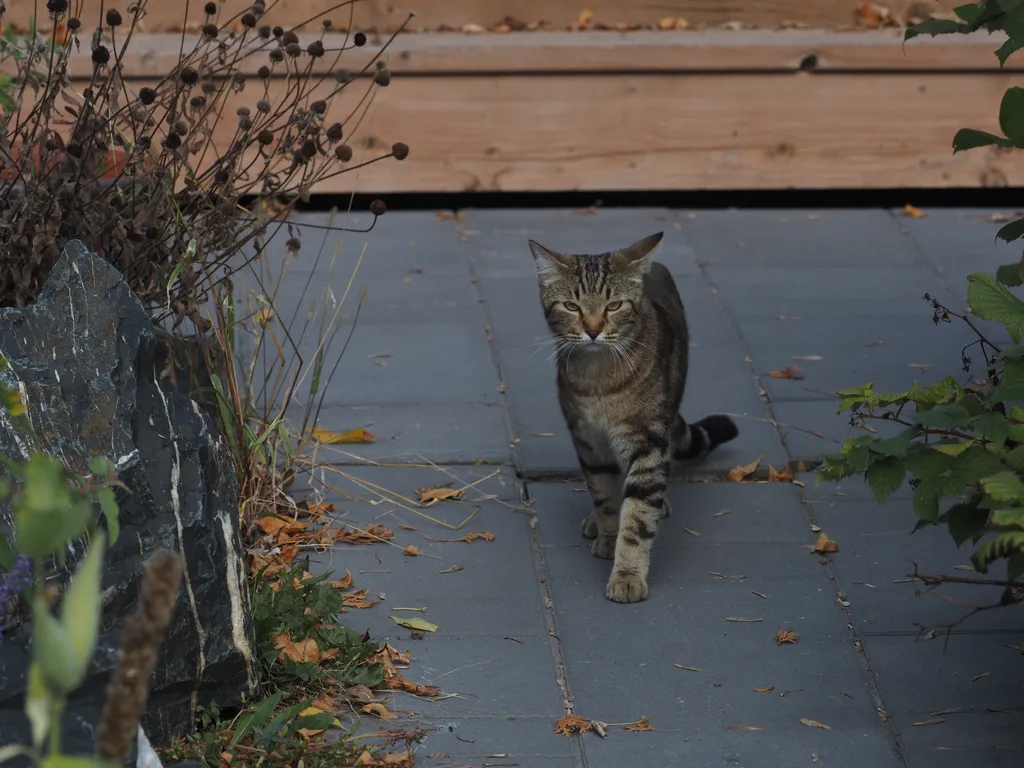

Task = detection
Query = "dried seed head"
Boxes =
[373,68,391,87]
[44,138,60,151]
[285,42,302,58]
[179,66,199,85]
[236,106,251,117]
[92,45,110,66]
[164,134,182,150]
[272,26,284,37]
[333,69,350,84]
[239,116,253,130]
[307,40,325,58]
[301,139,317,158]
[258,65,271,79]
[174,120,189,135]
[269,49,283,63]
[252,1,265,13]
[335,144,352,161]
[376,60,386,70]
[138,86,157,105]
[257,98,271,113]
[232,71,246,86]
[258,129,274,145]
[202,81,216,94]
[202,23,219,39]
[215,168,230,183]
[105,9,122,26]
[391,141,409,160]
[204,1,217,14]
[310,100,327,115]
[67,17,81,30]
[145,226,160,240]
[286,237,301,252]
[282,30,299,46]
[370,199,387,216]
[326,122,343,141]
[242,12,256,27]
[66,142,83,158]
[258,25,271,39]
[322,19,332,28]
[189,95,206,109]
[354,31,367,46]
[46,0,68,15]
[136,136,151,150]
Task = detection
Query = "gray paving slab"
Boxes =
[676,209,922,269]
[807,497,1024,635]
[862,633,1024,767]
[288,403,512,465]
[409,718,575,763]
[771,399,908,466]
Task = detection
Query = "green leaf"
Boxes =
[1005,444,1024,470]
[31,597,76,692]
[996,258,1024,287]
[1001,87,1024,143]
[991,507,1024,526]
[996,217,1024,244]
[952,128,1012,152]
[87,457,114,479]
[290,712,335,732]
[915,403,971,427]
[967,270,1024,342]
[994,358,1024,402]
[40,757,121,768]
[944,501,992,545]
[971,411,1012,446]
[905,17,968,39]
[25,663,49,749]
[908,377,964,407]
[390,615,439,632]
[867,433,912,459]
[948,445,1010,493]
[1007,551,1024,580]
[980,470,1024,501]
[231,691,283,746]
[865,457,905,502]
[0,535,13,572]
[60,532,106,689]
[971,530,1024,572]
[94,486,120,545]
[955,3,985,23]
[914,480,942,522]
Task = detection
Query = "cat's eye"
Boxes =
[563,301,581,312]
[606,301,623,312]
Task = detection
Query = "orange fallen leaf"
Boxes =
[273,632,320,664]
[570,8,595,31]
[361,702,396,719]
[728,454,763,483]
[768,365,804,380]
[768,465,795,483]
[428,532,495,544]
[800,718,832,730]
[417,484,463,505]
[753,686,775,694]
[257,515,309,538]
[369,643,411,669]
[336,523,396,545]
[854,1,897,29]
[218,752,232,766]
[310,427,376,444]
[554,715,593,736]
[385,674,440,697]
[404,545,420,557]
[813,531,840,554]
[342,588,377,609]
[902,203,928,219]
[326,570,354,589]
[727,725,764,731]
[625,716,657,732]
[303,501,335,518]
[295,705,329,739]
[658,16,689,29]
[776,629,800,645]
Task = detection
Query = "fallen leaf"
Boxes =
[336,524,396,545]
[713,508,732,517]
[303,501,335,518]
[776,629,800,645]
[554,715,593,736]
[624,716,656,732]
[792,355,823,361]
[752,590,768,599]
[972,672,992,682]
[912,718,946,727]
[800,718,832,730]
[727,725,764,731]
[726,617,762,623]
[326,570,354,589]
[855,1,898,29]
[342,589,377,609]
[385,674,440,696]
[296,706,328,739]
[768,365,804,380]
[219,751,233,765]
[901,203,928,218]
[728,454,763,482]
[710,572,746,580]
[674,664,702,672]
[404,545,420,557]
[440,565,464,574]
[569,8,595,31]
[390,615,438,632]
[683,526,701,537]
[753,686,775,693]
[813,532,840,554]
[428,532,495,544]
[417,484,464,505]
[782,688,805,696]
[310,427,376,444]
[273,632,320,663]
[657,16,689,29]
[257,514,309,538]
[768,465,795,483]
[931,708,963,716]
[361,702,396,719]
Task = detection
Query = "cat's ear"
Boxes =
[529,240,573,284]
[612,232,663,274]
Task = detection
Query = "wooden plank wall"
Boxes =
[9,1,1021,192]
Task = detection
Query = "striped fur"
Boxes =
[530,232,739,603]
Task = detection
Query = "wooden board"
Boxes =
[91,71,1022,193]
[63,30,1022,79]
[10,0,962,33]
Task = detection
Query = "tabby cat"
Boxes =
[530,232,739,603]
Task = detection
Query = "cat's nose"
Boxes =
[582,318,604,338]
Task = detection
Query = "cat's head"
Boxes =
[528,232,663,347]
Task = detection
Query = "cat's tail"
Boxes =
[671,413,739,461]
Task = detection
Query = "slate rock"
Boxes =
[0,240,256,761]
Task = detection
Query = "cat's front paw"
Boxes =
[590,535,615,559]
[605,571,648,603]
[580,513,598,539]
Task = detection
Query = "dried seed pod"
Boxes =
[138,86,157,105]
[326,122,342,141]
[301,139,317,159]
[258,129,274,145]
[285,42,302,57]
[242,12,256,27]
[269,48,283,62]
[307,40,324,58]
[369,199,387,216]
[204,1,217,14]
[92,45,110,65]
[105,9,122,26]
[373,68,391,87]
[354,31,367,46]
[286,237,301,252]
[334,144,352,162]
[258,25,271,38]
[256,98,271,113]
[322,19,332,28]
[236,105,251,117]
[67,17,81,30]
[391,141,409,160]
[202,23,218,39]
[257,65,270,79]
[239,116,252,130]
[174,120,189,136]
[310,100,327,115]
[179,66,199,85]
[334,69,350,84]
[164,134,182,150]
[46,0,69,14]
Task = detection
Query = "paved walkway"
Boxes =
[253,208,1024,767]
